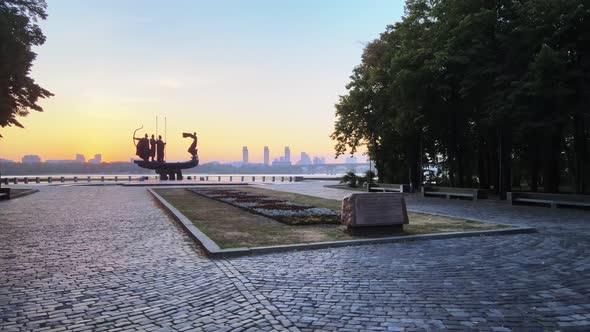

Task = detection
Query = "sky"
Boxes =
[0,0,404,163]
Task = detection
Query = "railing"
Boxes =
[183,175,303,183]
[1,175,305,185]
[1,175,145,185]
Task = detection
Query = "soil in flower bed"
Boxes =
[233,197,268,203]
[188,188,339,225]
[154,187,509,249]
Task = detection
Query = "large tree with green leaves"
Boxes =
[0,0,52,137]
[333,0,590,195]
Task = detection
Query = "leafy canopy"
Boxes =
[0,0,53,136]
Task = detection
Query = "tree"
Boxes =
[333,0,590,195]
[0,0,53,137]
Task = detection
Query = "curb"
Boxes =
[149,189,226,255]
[149,188,537,258]
[1,189,40,200]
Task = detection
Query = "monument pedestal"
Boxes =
[341,193,409,231]
[134,158,197,180]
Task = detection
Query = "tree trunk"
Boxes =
[542,133,561,193]
[457,147,465,187]
[530,156,539,192]
[573,113,587,194]
[477,135,489,189]
[447,125,457,187]
[488,132,499,194]
[406,138,420,190]
[498,127,512,199]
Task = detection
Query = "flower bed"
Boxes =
[188,188,340,225]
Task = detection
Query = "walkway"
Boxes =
[1,183,589,331]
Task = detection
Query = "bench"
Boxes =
[369,183,411,193]
[421,186,487,201]
[507,192,590,209]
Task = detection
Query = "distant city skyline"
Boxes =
[0,1,403,163]
[237,145,362,165]
[3,150,365,165]
[18,153,103,164]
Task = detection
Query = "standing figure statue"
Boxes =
[156,135,166,162]
[183,132,198,159]
[149,134,156,162]
[134,133,150,161]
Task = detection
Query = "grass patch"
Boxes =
[154,187,508,249]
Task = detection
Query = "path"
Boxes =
[1,183,589,331]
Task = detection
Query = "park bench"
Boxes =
[507,192,590,209]
[421,186,487,201]
[369,183,410,193]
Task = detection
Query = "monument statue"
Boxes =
[132,126,199,180]
[133,126,151,162]
[156,135,166,162]
[183,132,198,158]
[149,134,156,162]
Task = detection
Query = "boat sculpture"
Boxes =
[132,126,199,180]
[133,157,199,180]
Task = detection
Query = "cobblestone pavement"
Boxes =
[1,183,590,331]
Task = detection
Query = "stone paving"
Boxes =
[1,182,589,331]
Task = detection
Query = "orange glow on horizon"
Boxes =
[0,97,352,164]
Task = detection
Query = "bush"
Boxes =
[340,171,358,188]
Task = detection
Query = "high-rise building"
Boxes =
[88,154,102,164]
[242,146,249,164]
[22,155,41,163]
[76,154,85,163]
[313,157,326,165]
[263,146,269,165]
[284,147,291,163]
[299,152,311,165]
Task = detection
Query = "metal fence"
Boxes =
[1,175,304,185]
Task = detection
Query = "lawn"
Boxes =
[154,187,507,249]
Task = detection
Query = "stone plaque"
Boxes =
[341,193,408,228]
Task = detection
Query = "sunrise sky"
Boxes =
[0,0,404,163]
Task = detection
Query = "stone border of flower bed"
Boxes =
[148,188,537,258]
[0,188,39,200]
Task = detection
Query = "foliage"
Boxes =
[362,170,376,186]
[0,0,53,136]
[340,171,358,188]
[332,0,590,194]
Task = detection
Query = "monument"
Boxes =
[341,193,409,232]
[132,126,199,180]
